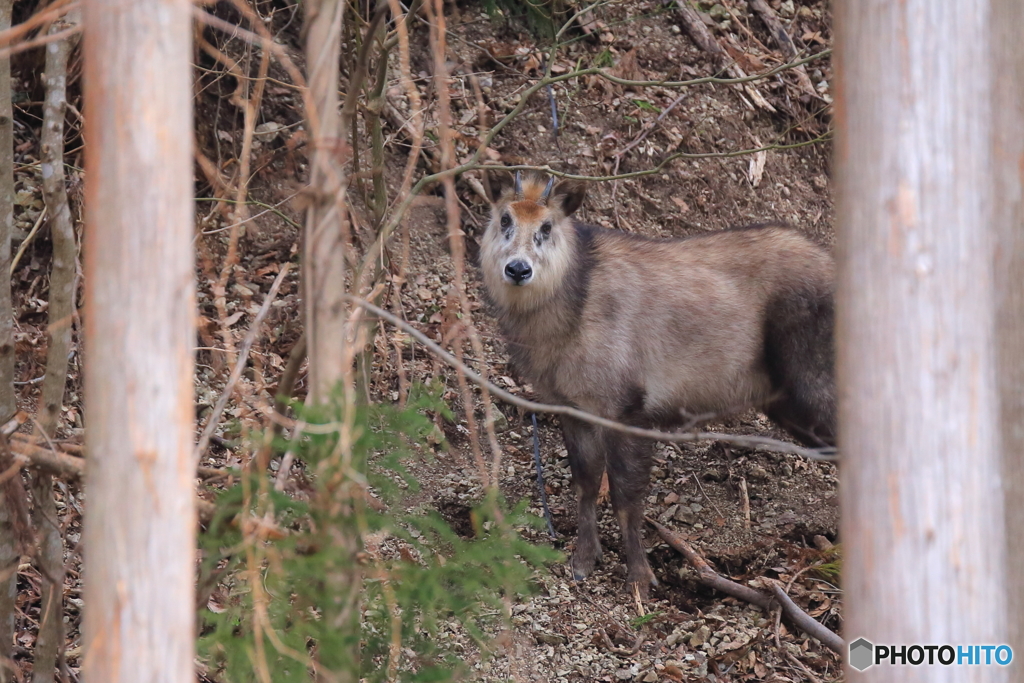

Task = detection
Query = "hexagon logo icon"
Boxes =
[849,638,874,672]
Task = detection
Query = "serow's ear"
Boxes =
[483,169,513,204]
[552,180,586,216]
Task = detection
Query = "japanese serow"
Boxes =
[480,171,836,595]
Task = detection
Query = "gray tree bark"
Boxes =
[303,0,349,404]
[32,18,78,682]
[836,1,1009,680]
[80,0,196,680]
[0,0,16,674]
[992,0,1024,669]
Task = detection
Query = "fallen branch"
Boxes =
[647,517,842,653]
[747,0,817,98]
[674,0,774,111]
[766,580,843,653]
[345,296,836,461]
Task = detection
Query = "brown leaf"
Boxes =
[671,196,690,213]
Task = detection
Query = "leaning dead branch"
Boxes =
[648,518,843,653]
[194,264,291,464]
[747,0,817,98]
[674,0,774,111]
[345,296,836,461]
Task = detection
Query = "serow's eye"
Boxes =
[500,214,512,229]
[540,222,552,237]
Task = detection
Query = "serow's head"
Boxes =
[480,171,586,310]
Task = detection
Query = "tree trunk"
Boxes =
[302,4,360,679]
[80,0,196,680]
[32,18,78,682]
[303,0,349,404]
[0,0,15,675]
[836,1,1009,680]
[992,0,1024,666]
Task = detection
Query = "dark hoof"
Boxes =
[570,548,600,581]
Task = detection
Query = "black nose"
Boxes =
[504,260,533,284]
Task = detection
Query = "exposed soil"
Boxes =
[5,0,842,680]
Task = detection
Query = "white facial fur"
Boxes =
[480,195,574,313]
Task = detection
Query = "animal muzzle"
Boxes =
[504,259,533,285]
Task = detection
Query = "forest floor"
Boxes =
[6,0,842,680]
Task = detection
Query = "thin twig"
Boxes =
[0,24,80,59]
[194,264,291,463]
[0,0,77,48]
[344,296,836,460]
[10,206,46,275]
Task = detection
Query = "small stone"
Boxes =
[664,491,680,505]
[254,121,284,141]
[615,669,633,681]
[689,625,710,647]
[748,465,770,481]
[659,504,679,523]
[643,671,658,682]
[535,631,567,645]
[779,0,795,17]
[703,468,726,482]
[674,507,697,525]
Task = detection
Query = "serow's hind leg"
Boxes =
[605,434,656,596]
[561,417,606,580]
[764,288,837,447]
